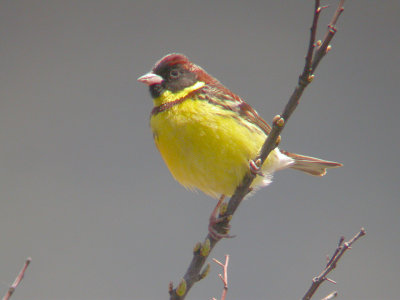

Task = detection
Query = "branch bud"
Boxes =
[176,279,187,297]
[200,239,211,256]
[193,242,202,253]
[199,263,211,280]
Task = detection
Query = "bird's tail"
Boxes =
[281,150,342,176]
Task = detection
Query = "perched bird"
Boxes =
[138,53,341,237]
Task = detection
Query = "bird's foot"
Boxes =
[208,195,235,240]
[208,216,235,240]
[249,159,264,176]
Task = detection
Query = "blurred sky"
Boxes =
[1,1,399,299]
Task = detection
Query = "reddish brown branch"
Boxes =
[301,0,322,85]
[302,228,366,300]
[321,291,338,300]
[2,258,31,300]
[212,255,230,300]
[169,2,347,299]
[312,0,345,72]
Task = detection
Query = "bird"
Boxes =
[138,53,342,238]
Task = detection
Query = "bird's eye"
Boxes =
[169,69,180,79]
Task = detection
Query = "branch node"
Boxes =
[213,255,230,300]
[299,75,311,87]
[325,277,337,284]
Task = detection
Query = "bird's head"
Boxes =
[138,53,220,98]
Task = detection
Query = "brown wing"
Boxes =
[192,84,272,135]
[236,101,272,135]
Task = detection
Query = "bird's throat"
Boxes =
[152,81,205,114]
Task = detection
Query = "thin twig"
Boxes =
[325,236,345,268]
[302,228,366,300]
[312,0,345,72]
[2,258,32,300]
[321,291,338,300]
[169,2,346,299]
[212,255,230,300]
[302,0,322,86]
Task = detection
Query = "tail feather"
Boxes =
[281,150,342,176]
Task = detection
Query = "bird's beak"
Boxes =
[137,72,163,86]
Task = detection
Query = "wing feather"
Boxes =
[192,85,272,135]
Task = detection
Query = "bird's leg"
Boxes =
[208,195,235,240]
[249,159,264,176]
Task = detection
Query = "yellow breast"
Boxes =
[150,96,281,198]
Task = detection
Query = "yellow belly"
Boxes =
[150,98,285,198]
[150,99,288,197]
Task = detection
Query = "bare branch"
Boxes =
[169,2,347,299]
[312,0,345,72]
[302,0,322,85]
[2,258,32,300]
[302,228,366,300]
[212,255,230,300]
[321,291,338,300]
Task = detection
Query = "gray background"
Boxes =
[1,1,399,299]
